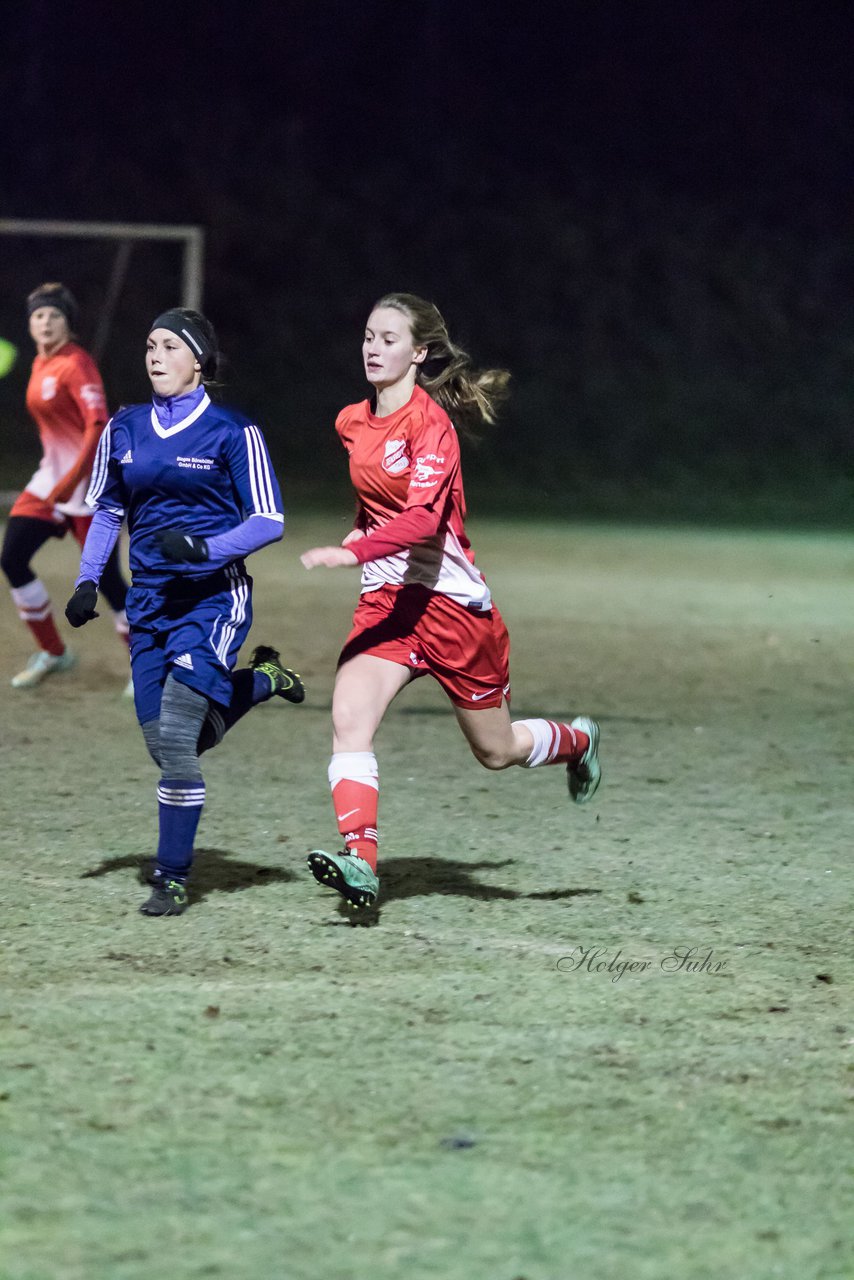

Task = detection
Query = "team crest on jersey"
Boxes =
[41,376,57,401]
[381,439,409,475]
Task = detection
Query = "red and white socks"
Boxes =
[10,579,65,656]
[325,727,588,871]
[328,751,379,871]
[11,583,130,657]
[514,718,590,768]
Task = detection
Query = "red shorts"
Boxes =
[9,490,92,546]
[339,584,511,709]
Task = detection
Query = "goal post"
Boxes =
[0,218,207,503]
[0,217,205,311]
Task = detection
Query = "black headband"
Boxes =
[27,288,78,329]
[149,310,216,372]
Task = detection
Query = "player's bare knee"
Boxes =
[331,699,370,746]
[470,741,513,770]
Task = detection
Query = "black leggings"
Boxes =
[0,516,128,613]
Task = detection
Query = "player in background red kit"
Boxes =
[1,283,131,689]
[301,292,601,910]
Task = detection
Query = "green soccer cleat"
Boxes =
[11,647,77,689]
[249,645,305,704]
[139,878,189,916]
[567,716,601,804]
[307,849,379,910]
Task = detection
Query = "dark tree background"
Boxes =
[1,0,853,519]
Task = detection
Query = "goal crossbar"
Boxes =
[0,218,205,310]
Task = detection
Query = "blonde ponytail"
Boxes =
[372,292,510,437]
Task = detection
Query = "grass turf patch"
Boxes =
[1,515,852,1280]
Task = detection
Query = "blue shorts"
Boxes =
[127,564,253,725]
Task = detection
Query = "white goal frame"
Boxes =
[0,218,204,309]
[0,219,206,511]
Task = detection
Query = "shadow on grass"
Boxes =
[320,855,601,927]
[82,847,297,904]
[83,849,598,918]
[381,856,601,903]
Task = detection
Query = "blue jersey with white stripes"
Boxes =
[86,393,283,583]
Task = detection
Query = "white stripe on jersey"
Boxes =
[249,511,285,524]
[212,563,250,665]
[243,424,278,515]
[244,425,268,512]
[85,419,114,507]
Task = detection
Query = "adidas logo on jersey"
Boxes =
[119,449,133,464]
[173,653,194,671]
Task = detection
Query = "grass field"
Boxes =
[1,514,852,1280]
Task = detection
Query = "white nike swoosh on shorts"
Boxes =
[471,688,500,702]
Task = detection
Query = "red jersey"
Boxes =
[335,383,492,610]
[23,341,107,516]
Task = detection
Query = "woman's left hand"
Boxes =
[300,546,359,569]
[156,529,210,563]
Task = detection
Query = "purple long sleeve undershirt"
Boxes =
[77,508,122,586]
[76,509,283,587]
[204,514,283,564]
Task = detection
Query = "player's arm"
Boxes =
[301,505,442,569]
[65,508,123,625]
[344,506,440,563]
[47,362,108,505]
[65,421,126,626]
[155,422,284,565]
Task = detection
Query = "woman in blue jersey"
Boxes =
[65,308,304,916]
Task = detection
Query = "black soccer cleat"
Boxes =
[139,878,189,916]
[249,645,305,704]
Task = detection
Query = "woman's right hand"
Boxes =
[300,546,359,570]
[341,528,366,548]
[65,581,100,627]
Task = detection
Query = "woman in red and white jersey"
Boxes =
[1,283,130,689]
[301,292,602,910]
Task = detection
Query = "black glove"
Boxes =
[155,529,209,563]
[65,580,100,627]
